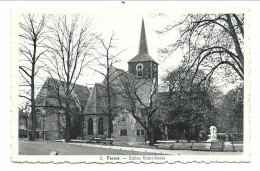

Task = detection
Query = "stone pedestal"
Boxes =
[206,139,223,150]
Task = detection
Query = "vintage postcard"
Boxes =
[11,1,250,163]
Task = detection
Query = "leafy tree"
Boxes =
[216,84,243,136]
[161,66,218,141]
[158,14,244,85]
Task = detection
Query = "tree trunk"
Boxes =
[149,126,156,145]
[106,50,113,138]
[25,116,29,139]
[30,42,36,141]
[30,87,36,141]
[65,100,71,142]
[188,125,191,142]
[176,124,179,143]
[164,125,168,140]
[108,114,112,138]
[226,14,244,73]
[65,77,71,142]
[147,119,156,145]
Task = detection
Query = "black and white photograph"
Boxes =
[1,1,258,165]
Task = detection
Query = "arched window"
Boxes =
[88,118,93,135]
[98,118,103,135]
[136,63,143,77]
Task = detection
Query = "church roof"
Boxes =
[35,77,91,109]
[128,53,158,64]
[82,66,153,115]
[128,19,158,64]
[82,83,108,114]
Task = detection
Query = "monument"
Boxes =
[207,126,218,142]
[206,126,223,151]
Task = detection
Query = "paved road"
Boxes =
[19,140,158,155]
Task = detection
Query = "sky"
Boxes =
[18,2,185,100]
[58,4,184,86]
[17,1,242,105]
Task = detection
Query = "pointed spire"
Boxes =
[138,19,148,54]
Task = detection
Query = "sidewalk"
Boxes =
[69,143,243,155]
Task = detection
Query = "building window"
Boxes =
[88,118,93,135]
[136,63,143,70]
[120,129,127,136]
[137,129,140,136]
[141,130,145,135]
[137,71,143,77]
[122,117,126,122]
[136,63,143,77]
[98,118,103,135]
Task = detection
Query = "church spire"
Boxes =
[138,19,148,54]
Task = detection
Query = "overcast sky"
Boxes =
[19,2,185,96]
[64,4,184,86]
[18,1,242,104]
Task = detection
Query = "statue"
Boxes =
[207,126,218,142]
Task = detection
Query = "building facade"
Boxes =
[20,19,161,144]
[30,78,90,141]
[82,19,158,145]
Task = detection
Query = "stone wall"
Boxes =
[83,112,146,145]
[32,107,81,141]
[128,61,158,80]
[113,111,146,145]
[83,114,109,140]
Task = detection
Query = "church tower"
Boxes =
[128,19,158,86]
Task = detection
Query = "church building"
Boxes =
[24,19,161,144]
[82,19,159,145]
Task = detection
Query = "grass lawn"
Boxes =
[19,140,158,155]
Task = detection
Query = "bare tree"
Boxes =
[122,75,160,145]
[43,14,96,142]
[19,14,47,140]
[88,33,126,138]
[158,14,244,85]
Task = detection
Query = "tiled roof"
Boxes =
[35,78,90,109]
[83,66,153,115]
[128,53,158,64]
